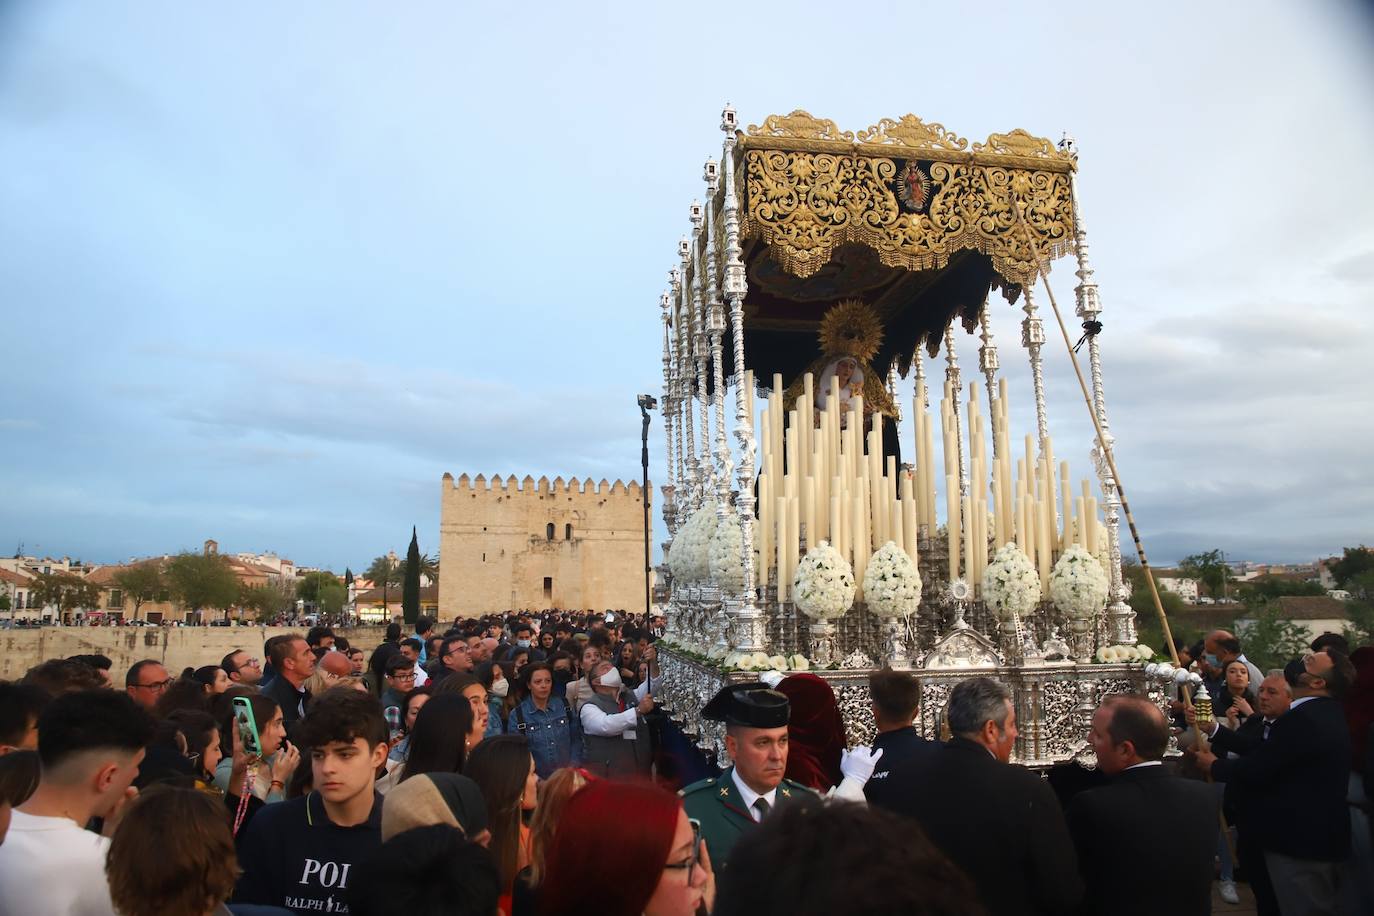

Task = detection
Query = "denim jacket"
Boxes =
[506,695,583,777]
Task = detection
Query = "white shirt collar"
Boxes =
[1124,760,1163,771]
[730,767,777,821]
[1290,696,1318,709]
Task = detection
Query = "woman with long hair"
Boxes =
[1218,660,1257,728]
[388,685,433,764]
[477,661,513,736]
[512,767,592,916]
[435,672,493,752]
[384,693,473,792]
[213,692,299,831]
[189,665,230,695]
[466,735,538,916]
[538,779,713,916]
[164,709,223,795]
[507,663,582,778]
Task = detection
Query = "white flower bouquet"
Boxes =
[668,502,719,583]
[723,650,811,673]
[982,544,1041,620]
[1049,545,1109,621]
[862,541,923,618]
[1095,644,1154,663]
[792,541,856,621]
[707,512,745,590]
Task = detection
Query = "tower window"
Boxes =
[565,523,573,540]
[543,577,553,600]
[546,523,555,541]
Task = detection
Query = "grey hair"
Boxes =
[945,678,1013,737]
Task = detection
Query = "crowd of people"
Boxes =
[0,610,1368,916]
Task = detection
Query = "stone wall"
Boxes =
[0,626,389,682]
[439,472,649,615]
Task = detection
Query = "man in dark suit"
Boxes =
[1195,649,1356,916]
[1069,694,1216,915]
[1199,671,1292,915]
[263,634,315,742]
[863,668,938,810]
[884,677,1083,916]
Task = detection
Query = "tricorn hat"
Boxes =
[701,683,790,729]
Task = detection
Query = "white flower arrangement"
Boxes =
[1049,545,1109,621]
[722,651,812,673]
[1095,644,1154,664]
[707,512,745,590]
[982,544,1041,621]
[668,502,719,583]
[792,541,856,621]
[862,541,923,619]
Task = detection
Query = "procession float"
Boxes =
[653,107,1191,768]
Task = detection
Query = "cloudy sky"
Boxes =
[1,1,1371,572]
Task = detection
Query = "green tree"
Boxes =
[1237,604,1312,672]
[402,527,421,625]
[297,571,346,617]
[1343,569,1374,602]
[365,554,402,615]
[241,578,296,622]
[166,552,241,621]
[1123,560,1188,652]
[1331,546,1374,589]
[1238,576,1325,607]
[1343,600,1374,649]
[1178,549,1231,598]
[112,563,165,621]
[418,553,439,585]
[29,571,102,617]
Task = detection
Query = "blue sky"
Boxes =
[2,1,1372,571]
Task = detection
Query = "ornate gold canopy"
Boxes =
[730,111,1076,289]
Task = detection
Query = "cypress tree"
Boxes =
[402,527,421,625]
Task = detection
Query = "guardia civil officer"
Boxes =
[679,683,818,869]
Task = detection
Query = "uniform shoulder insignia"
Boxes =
[679,777,717,797]
[781,778,821,798]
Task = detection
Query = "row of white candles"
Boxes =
[751,368,1104,603]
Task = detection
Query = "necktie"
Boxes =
[1263,719,1272,740]
[752,797,770,822]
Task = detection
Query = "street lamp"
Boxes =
[637,394,657,620]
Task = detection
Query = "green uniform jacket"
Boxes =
[679,766,818,868]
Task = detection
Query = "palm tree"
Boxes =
[365,554,403,616]
[418,552,439,586]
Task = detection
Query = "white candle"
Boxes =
[946,473,961,580]
[777,496,790,602]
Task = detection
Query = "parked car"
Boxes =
[1196,596,1215,605]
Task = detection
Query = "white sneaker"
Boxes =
[1218,880,1240,904]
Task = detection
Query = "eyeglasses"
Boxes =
[389,672,417,682]
[133,679,173,691]
[663,818,703,885]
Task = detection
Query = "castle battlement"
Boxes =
[443,471,645,499]
[440,471,649,615]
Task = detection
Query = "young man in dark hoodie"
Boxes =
[233,688,389,914]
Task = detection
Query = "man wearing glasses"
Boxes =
[123,659,172,711]
[380,656,418,711]
[221,649,263,687]
[430,636,474,688]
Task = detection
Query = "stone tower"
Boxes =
[438,473,649,616]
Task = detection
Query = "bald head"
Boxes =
[320,651,352,678]
[1090,694,1168,774]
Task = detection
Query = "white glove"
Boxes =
[839,745,883,784]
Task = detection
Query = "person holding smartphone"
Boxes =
[215,693,299,833]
